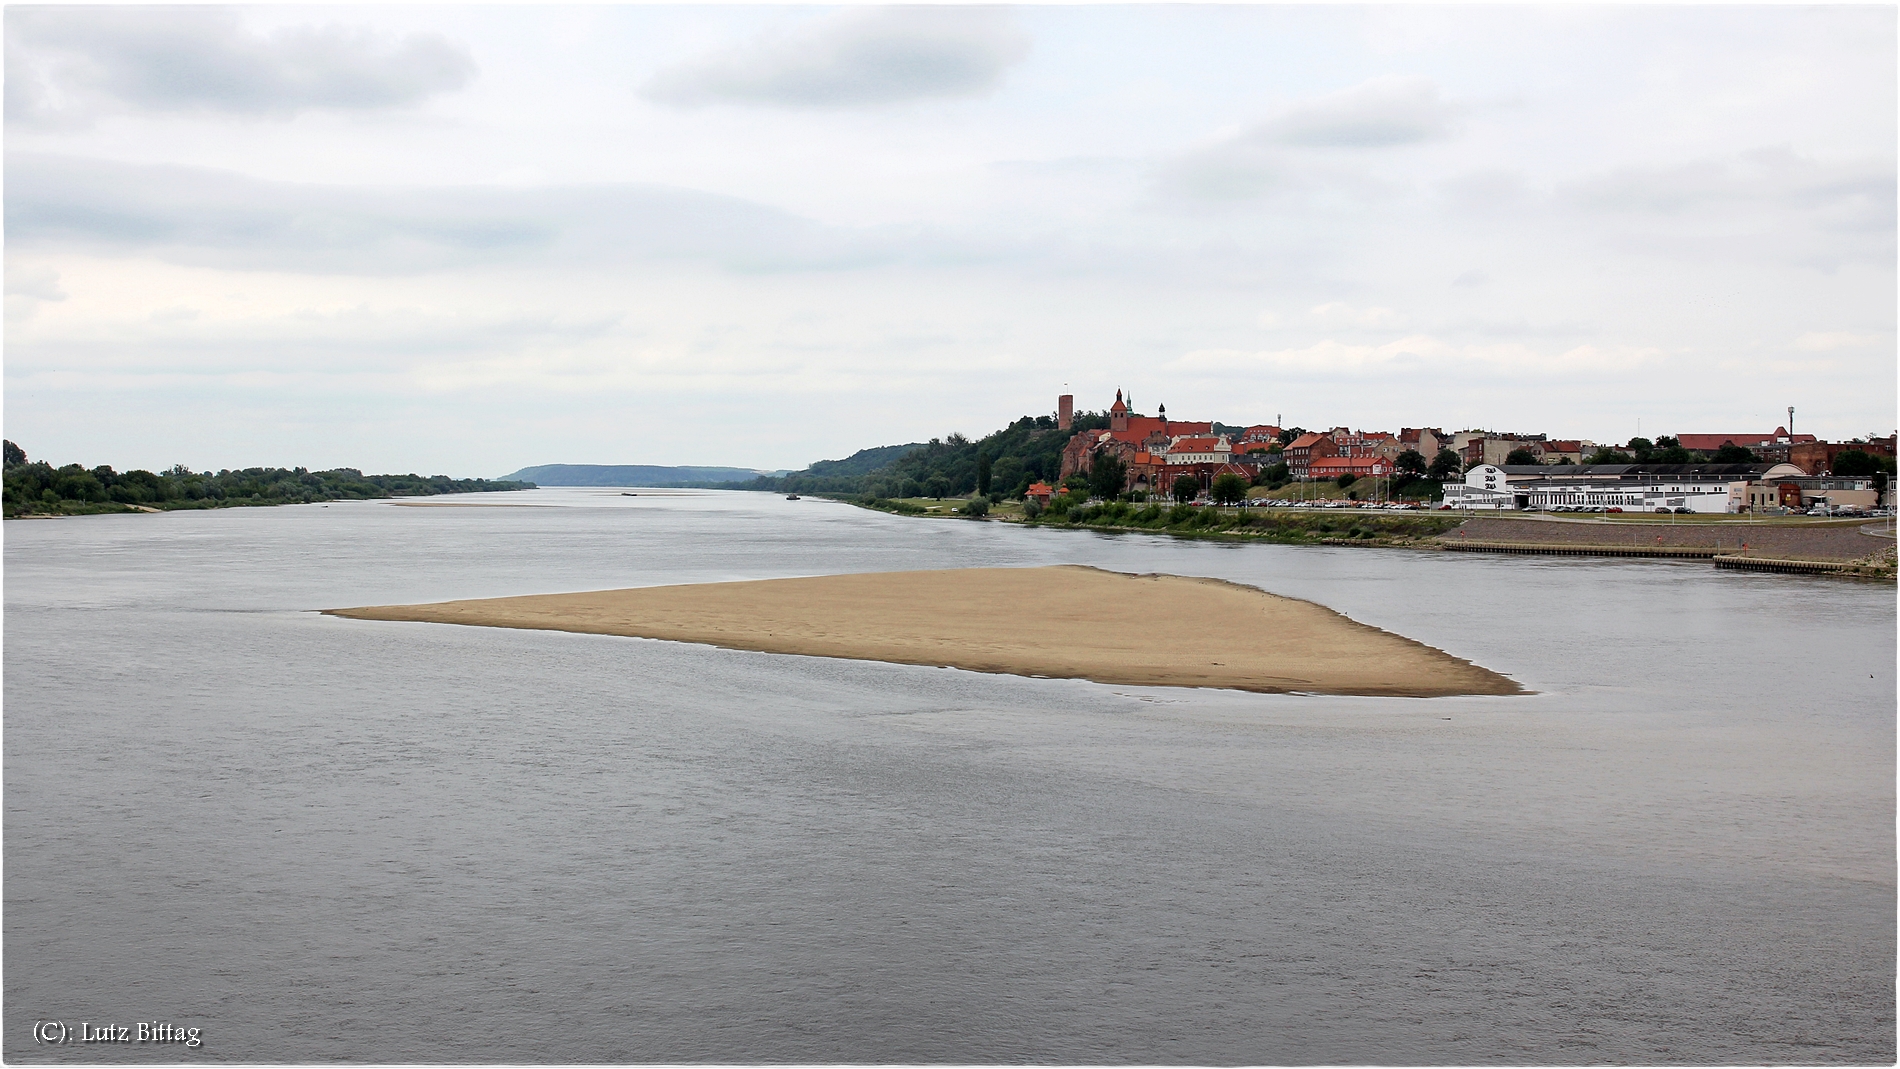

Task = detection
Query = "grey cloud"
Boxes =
[1563,149,1895,269]
[1152,77,1457,204]
[1567,149,1894,226]
[1256,76,1457,148]
[642,7,1028,108]
[6,6,474,123]
[3,153,968,276]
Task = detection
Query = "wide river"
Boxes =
[5,488,1893,1063]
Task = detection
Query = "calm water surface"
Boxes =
[6,489,1894,1063]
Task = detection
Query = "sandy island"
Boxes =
[324,566,1521,697]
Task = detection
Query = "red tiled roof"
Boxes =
[1169,436,1226,452]
[1285,432,1330,450]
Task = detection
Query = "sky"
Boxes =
[5,4,1895,477]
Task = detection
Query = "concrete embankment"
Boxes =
[1439,516,1895,575]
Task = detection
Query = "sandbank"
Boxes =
[326,566,1520,697]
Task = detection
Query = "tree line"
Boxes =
[2,441,534,518]
[723,411,1113,499]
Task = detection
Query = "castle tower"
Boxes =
[1110,389,1129,433]
[1058,394,1073,430]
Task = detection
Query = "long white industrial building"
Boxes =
[1443,463,1806,513]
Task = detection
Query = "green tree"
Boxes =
[1022,497,1042,519]
[1831,450,1878,477]
[1586,448,1632,464]
[1260,461,1290,487]
[962,495,989,517]
[3,441,24,470]
[1626,437,1655,461]
[1171,474,1200,504]
[1089,450,1128,500]
[1336,473,1358,489]
[1428,449,1462,480]
[991,455,1023,494]
[976,451,993,496]
[1277,427,1304,445]
[926,475,950,499]
[1395,449,1427,477]
[1211,472,1248,505]
[1504,447,1540,466]
[1711,443,1758,464]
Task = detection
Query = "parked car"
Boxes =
[1606,507,1622,513]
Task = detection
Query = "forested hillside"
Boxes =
[3,441,534,518]
[739,412,1109,498]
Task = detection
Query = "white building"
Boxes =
[1444,464,1781,513]
[1161,435,1233,465]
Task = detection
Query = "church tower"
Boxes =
[1110,388,1130,433]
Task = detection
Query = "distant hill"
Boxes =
[499,464,783,486]
[802,443,926,479]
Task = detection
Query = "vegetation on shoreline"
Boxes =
[1020,501,1466,544]
[2,441,534,519]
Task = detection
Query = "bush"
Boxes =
[1022,497,1042,519]
[963,496,989,517]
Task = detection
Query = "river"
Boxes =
[5,488,1893,1063]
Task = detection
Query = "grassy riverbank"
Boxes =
[1023,501,1465,544]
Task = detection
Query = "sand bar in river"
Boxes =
[325,565,1521,697]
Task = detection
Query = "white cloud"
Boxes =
[1794,331,1884,351]
[1166,336,1662,382]
[641,7,1029,108]
[1309,302,1405,329]
[5,7,474,125]
[5,263,67,301]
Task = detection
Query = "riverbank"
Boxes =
[325,565,1524,698]
[850,495,1893,577]
[1441,516,1897,577]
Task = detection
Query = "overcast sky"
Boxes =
[6,4,1894,476]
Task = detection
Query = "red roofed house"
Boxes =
[1025,482,1055,506]
[1535,440,1586,464]
[1309,456,1395,482]
[1399,428,1444,458]
[1282,432,1338,479]
[1059,390,1213,486]
[1235,425,1284,455]
[1162,435,1232,465]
